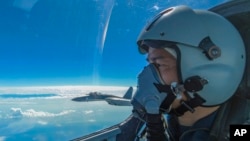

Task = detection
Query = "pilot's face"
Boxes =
[147,47,183,108]
[147,47,178,85]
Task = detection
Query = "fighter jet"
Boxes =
[105,87,133,106]
[72,86,133,106]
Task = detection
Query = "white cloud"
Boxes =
[88,119,96,122]
[0,119,36,135]
[0,136,6,141]
[0,85,129,99]
[9,108,75,118]
[152,5,160,10]
[32,134,48,141]
[37,120,48,125]
[84,110,93,115]
[9,108,23,118]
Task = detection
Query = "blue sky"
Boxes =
[0,0,226,86]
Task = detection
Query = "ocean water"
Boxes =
[0,86,133,141]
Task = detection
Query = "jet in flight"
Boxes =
[71,86,133,106]
[104,87,133,106]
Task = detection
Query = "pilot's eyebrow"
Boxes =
[146,56,165,62]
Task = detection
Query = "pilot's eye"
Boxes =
[154,63,161,68]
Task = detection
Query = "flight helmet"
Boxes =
[137,5,246,106]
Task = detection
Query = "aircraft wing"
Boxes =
[105,97,132,106]
[71,96,90,102]
[71,93,119,102]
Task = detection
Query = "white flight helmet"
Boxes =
[137,5,246,106]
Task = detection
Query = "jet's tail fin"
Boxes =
[123,86,133,99]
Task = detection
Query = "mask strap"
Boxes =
[153,83,177,113]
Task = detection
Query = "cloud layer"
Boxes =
[9,108,75,118]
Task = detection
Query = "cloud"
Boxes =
[0,119,36,135]
[84,110,93,115]
[0,94,58,99]
[1,108,74,136]
[9,108,75,118]
[37,120,48,125]
[88,119,96,122]
[0,86,129,99]
[32,135,47,141]
[0,136,6,141]
[152,5,160,10]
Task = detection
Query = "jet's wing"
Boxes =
[105,97,132,106]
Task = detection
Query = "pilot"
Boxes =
[131,5,247,141]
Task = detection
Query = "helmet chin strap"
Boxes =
[167,75,208,116]
[156,81,206,116]
[170,93,206,116]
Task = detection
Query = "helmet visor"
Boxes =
[138,40,176,54]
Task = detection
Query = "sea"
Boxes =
[0,86,133,141]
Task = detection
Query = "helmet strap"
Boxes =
[170,93,206,116]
